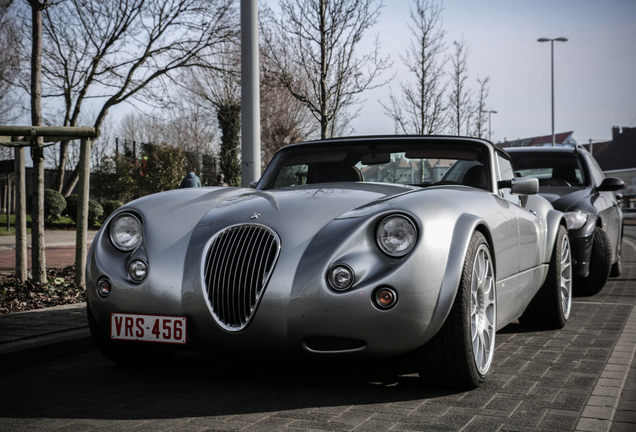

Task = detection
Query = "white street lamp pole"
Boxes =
[538,37,568,146]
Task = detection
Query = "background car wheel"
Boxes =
[519,225,572,329]
[416,231,496,390]
[87,305,179,365]
[575,227,611,296]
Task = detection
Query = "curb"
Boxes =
[0,328,93,368]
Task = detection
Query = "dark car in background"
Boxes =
[507,145,624,296]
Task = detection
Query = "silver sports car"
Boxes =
[87,136,571,389]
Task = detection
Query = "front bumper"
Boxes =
[569,232,593,279]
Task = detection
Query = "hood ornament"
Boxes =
[250,212,260,220]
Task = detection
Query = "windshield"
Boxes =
[509,152,587,187]
[260,140,491,191]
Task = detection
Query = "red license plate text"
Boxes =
[111,313,186,344]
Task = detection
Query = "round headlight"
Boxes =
[376,215,417,257]
[128,259,148,283]
[327,264,355,291]
[110,213,142,251]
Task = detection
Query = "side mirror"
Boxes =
[597,177,624,192]
[498,177,539,195]
[249,181,258,189]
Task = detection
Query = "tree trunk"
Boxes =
[31,145,46,285]
[61,165,80,197]
[30,0,47,286]
[53,140,70,193]
[14,146,27,282]
[319,0,328,139]
[75,138,91,286]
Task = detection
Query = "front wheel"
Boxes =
[519,225,572,329]
[416,231,496,389]
[575,227,611,296]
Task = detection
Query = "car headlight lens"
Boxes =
[128,259,148,283]
[328,264,355,291]
[376,215,417,257]
[110,213,143,251]
[564,211,589,230]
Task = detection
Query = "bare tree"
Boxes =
[260,48,317,165]
[263,0,391,139]
[0,0,20,126]
[448,39,472,136]
[16,0,237,196]
[474,76,491,139]
[382,0,447,135]
[183,45,242,185]
[27,0,51,286]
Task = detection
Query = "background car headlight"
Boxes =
[110,213,143,251]
[376,215,417,257]
[564,211,589,230]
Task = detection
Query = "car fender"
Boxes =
[421,212,486,342]
[544,209,567,262]
[524,194,567,264]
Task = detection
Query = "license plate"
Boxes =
[111,313,187,344]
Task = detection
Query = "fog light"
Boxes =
[327,264,355,291]
[374,287,398,309]
[128,259,148,283]
[97,278,111,298]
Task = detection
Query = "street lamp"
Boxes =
[538,37,568,146]
[486,110,497,142]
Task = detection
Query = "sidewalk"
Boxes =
[0,303,91,367]
[0,230,97,270]
[0,230,95,363]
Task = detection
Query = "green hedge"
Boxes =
[65,194,104,227]
[44,189,66,223]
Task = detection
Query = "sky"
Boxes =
[266,0,636,144]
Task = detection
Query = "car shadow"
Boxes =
[0,349,465,421]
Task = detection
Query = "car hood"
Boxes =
[195,182,416,236]
[538,186,592,212]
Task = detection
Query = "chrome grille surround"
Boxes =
[202,223,281,332]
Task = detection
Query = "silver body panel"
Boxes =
[87,136,564,358]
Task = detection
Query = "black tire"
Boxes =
[519,225,572,329]
[610,247,622,278]
[575,227,611,296]
[416,231,496,390]
[87,305,178,365]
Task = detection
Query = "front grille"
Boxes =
[202,224,280,331]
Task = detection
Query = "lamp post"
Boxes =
[486,110,497,142]
[538,37,568,146]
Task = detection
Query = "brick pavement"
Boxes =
[0,229,96,270]
[0,240,634,431]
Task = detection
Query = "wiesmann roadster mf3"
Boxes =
[87,136,572,389]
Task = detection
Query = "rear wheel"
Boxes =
[575,227,611,296]
[519,225,572,329]
[417,231,496,389]
[87,305,178,365]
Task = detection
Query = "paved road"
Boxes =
[0,232,634,432]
